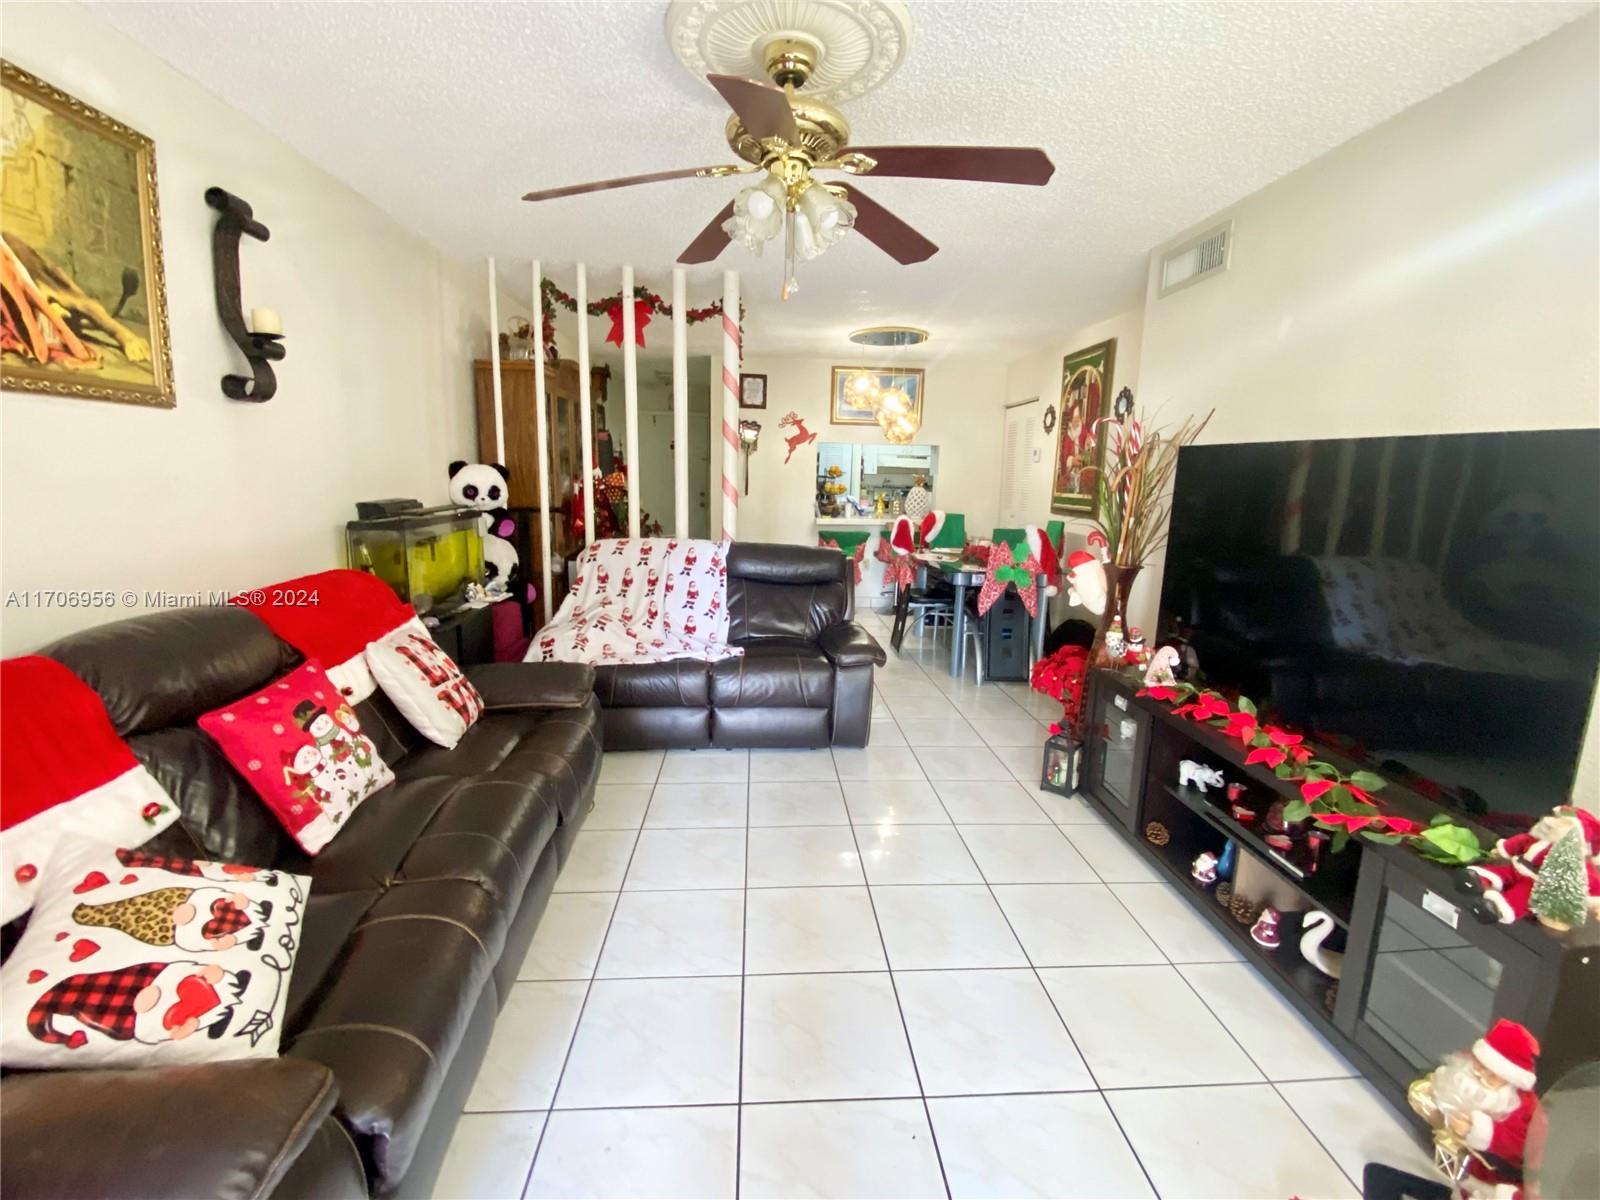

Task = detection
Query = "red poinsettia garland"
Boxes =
[1139,683,1424,851]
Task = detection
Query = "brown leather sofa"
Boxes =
[593,542,887,750]
[0,606,601,1200]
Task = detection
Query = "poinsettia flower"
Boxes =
[1346,784,1379,806]
[1221,711,1259,744]
[1376,815,1425,835]
[1137,685,1180,701]
[1287,744,1314,765]
[1315,812,1379,832]
[1182,693,1230,721]
[1245,746,1287,768]
[1300,778,1336,802]
[1264,725,1304,747]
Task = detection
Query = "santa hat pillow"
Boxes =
[231,569,414,703]
[1,657,180,925]
[0,839,306,1069]
[199,660,393,854]
[365,616,484,749]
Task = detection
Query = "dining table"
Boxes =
[891,552,1049,679]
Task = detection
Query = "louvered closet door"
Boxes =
[999,399,1043,528]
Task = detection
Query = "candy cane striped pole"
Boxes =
[720,270,741,541]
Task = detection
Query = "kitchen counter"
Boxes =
[815,515,889,528]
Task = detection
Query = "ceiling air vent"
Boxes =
[1159,221,1231,297]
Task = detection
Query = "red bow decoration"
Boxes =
[820,537,866,585]
[979,541,1042,617]
[605,298,652,348]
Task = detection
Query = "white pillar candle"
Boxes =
[720,271,740,541]
[485,260,506,467]
[621,264,641,539]
[671,268,689,539]
[576,264,596,547]
[248,307,282,336]
[532,259,554,623]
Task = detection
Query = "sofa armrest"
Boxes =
[467,662,596,710]
[819,622,887,668]
[0,1057,341,1200]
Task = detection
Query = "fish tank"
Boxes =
[346,503,484,615]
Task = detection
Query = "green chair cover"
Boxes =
[1044,519,1065,551]
[820,530,872,556]
[928,512,966,549]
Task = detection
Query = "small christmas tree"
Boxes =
[1529,824,1589,931]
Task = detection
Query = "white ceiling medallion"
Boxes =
[666,0,913,104]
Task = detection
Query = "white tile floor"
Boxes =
[433,610,1433,1200]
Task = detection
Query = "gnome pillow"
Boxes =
[199,660,393,854]
[365,616,484,749]
[0,840,307,1069]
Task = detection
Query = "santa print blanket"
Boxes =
[528,538,742,666]
[232,569,414,703]
[1,657,180,924]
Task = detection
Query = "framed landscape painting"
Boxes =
[830,365,924,426]
[1,61,175,407]
[1051,338,1115,515]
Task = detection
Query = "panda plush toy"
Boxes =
[447,461,528,600]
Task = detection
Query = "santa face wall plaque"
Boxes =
[1052,338,1116,517]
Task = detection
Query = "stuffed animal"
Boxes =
[1457,805,1600,929]
[1065,549,1107,615]
[448,461,529,603]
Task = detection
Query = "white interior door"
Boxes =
[999,399,1044,527]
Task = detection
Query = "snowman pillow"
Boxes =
[0,839,307,1069]
[199,660,393,854]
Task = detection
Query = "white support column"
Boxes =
[719,270,741,541]
[672,268,689,539]
[531,260,554,623]
[622,265,641,538]
[486,258,506,464]
[576,264,596,546]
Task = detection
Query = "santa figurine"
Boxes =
[1065,550,1107,615]
[1456,805,1600,929]
[1410,1019,1540,1200]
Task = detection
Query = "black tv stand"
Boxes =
[1077,668,1598,1129]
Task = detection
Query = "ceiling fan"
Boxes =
[521,39,1055,297]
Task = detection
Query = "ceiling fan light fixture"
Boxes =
[798,181,856,249]
[723,172,787,253]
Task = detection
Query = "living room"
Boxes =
[2,3,1597,1200]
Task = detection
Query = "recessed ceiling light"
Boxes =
[849,326,929,347]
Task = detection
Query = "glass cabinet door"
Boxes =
[1089,684,1145,827]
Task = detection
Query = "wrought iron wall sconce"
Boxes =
[204,187,284,401]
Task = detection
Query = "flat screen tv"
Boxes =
[1158,428,1599,836]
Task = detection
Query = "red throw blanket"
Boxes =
[231,569,413,702]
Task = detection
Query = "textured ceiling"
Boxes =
[92,1,1587,358]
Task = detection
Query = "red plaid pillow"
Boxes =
[365,616,483,749]
[199,660,392,854]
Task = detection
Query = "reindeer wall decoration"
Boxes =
[779,411,819,464]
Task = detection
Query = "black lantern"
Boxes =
[1040,730,1082,796]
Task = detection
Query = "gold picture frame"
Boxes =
[830,365,925,426]
[2,60,175,408]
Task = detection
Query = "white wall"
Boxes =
[1,2,488,652]
[735,354,1010,547]
[1084,15,1600,808]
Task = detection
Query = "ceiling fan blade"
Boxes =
[840,185,938,265]
[523,165,739,203]
[846,146,1056,186]
[707,73,798,145]
[678,201,735,264]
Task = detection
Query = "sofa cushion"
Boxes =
[591,660,710,709]
[44,607,297,739]
[726,543,850,642]
[711,638,834,709]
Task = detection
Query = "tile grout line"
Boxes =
[839,748,956,1200]
[517,751,664,1198]
[735,758,751,1198]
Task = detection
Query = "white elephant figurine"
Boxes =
[1179,759,1226,793]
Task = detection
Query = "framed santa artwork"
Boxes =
[1051,338,1116,516]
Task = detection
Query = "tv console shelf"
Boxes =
[1078,667,1599,1129]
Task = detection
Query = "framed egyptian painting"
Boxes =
[1,61,175,408]
[1051,338,1115,515]
[830,365,924,426]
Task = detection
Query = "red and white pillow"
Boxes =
[199,660,393,854]
[365,616,484,749]
[1,656,179,924]
[0,839,305,1069]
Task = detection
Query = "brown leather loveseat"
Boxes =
[1,605,600,1200]
[594,541,887,749]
